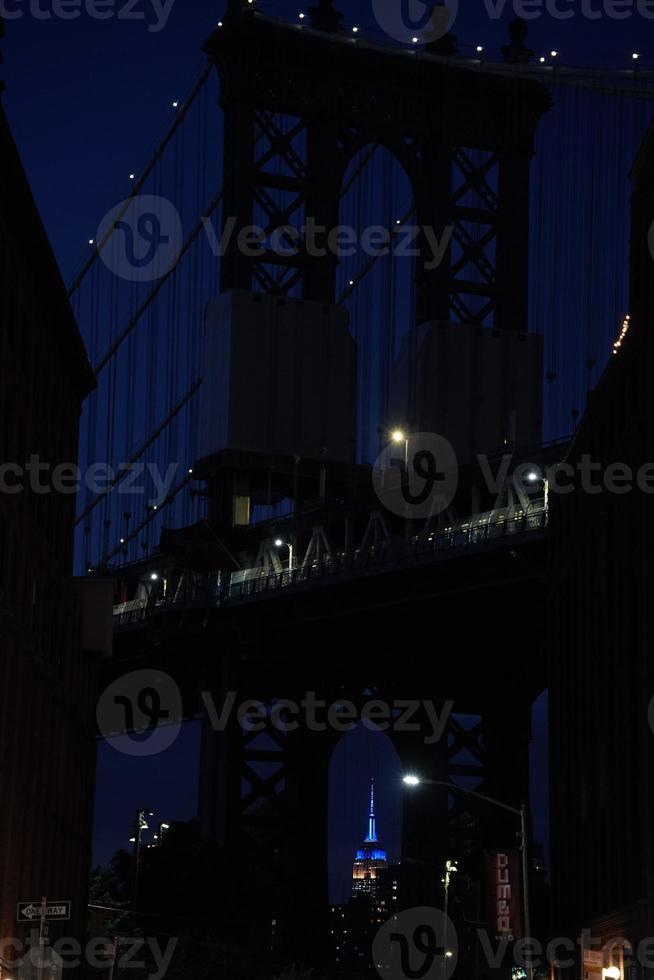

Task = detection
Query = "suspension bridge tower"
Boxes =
[113,0,553,969]
[184,0,553,965]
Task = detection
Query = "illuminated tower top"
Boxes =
[352,778,388,899]
[364,778,378,843]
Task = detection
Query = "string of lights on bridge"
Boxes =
[80,3,654,259]
[219,0,649,68]
[613,314,631,355]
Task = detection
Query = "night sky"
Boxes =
[3,0,652,286]
[1,0,646,899]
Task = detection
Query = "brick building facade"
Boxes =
[0,21,107,977]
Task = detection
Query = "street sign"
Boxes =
[17,902,71,923]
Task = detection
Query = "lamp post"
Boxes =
[442,858,458,924]
[391,428,409,474]
[523,470,549,517]
[403,775,533,980]
[128,807,153,932]
[390,429,411,523]
[274,538,294,572]
[442,858,458,980]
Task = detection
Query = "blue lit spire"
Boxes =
[364,778,378,843]
[353,778,387,885]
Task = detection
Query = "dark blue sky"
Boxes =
[3,0,653,285]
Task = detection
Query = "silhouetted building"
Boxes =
[0,21,108,976]
[549,120,654,976]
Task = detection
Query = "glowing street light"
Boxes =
[387,428,410,481]
[274,538,294,570]
[403,774,420,786]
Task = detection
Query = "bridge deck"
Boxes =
[113,505,547,630]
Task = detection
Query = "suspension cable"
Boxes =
[103,471,194,564]
[75,378,202,526]
[67,62,213,298]
[338,203,415,304]
[93,190,223,375]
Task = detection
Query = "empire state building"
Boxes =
[351,779,388,900]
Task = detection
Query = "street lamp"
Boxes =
[391,428,409,472]
[403,775,533,978]
[442,858,458,971]
[131,808,153,931]
[274,537,294,571]
[522,470,549,514]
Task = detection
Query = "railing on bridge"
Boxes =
[227,506,546,600]
[112,504,547,627]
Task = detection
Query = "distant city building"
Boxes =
[352,780,389,901]
[330,780,400,973]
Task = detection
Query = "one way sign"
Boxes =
[17,902,71,922]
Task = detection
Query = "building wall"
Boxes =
[549,121,654,968]
[0,48,98,975]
